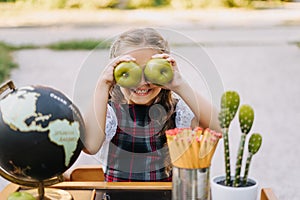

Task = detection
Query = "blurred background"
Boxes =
[0,0,295,9]
[0,0,300,199]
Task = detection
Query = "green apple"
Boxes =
[114,61,142,88]
[144,58,173,85]
[8,192,35,200]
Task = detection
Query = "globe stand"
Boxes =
[26,183,73,200]
[0,80,16,97]
[0,166,73,200]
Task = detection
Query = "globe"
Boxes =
[0,83,84,185]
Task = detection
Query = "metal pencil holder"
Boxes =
[172,166,210,200]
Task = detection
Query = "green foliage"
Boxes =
[11,0,169,9]
[223,0,240,7]
[1,0,286,9]
[46,39,111,50]
[0,39,110,51]
[154,0,170,6]
[125,0,170,9]
[64,0,119,9]
[171,0,217,8]
[15,0,67,9]
[0,43,38,51]
[0,42,18,83]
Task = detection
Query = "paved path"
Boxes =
[1,6,300,199]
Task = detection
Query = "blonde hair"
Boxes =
[109,28,170,59]
[109,28,177,131]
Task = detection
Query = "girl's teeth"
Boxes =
[135,89,148,94]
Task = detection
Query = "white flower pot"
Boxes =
[210,175,259,200]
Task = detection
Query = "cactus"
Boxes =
[234,104,254,187]
[242,133,262,185]
[218,91,263,187]
[218,91,240,186]
[219,91,240,129]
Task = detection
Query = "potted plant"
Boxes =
[210,91,263,200]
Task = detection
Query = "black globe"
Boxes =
[0,85,84,182]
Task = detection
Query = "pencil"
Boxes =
[90,189,96,200]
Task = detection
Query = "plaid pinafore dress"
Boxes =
[105,102,176,182]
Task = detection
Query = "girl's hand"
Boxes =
[97,55,136,90]
[151,53,185,92]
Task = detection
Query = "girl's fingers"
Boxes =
[151,53,171,59]
[166,57,176,67]
[152,53,177,67]
[110,55,136,67]
[119,55,136,62]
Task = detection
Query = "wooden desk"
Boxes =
[0,182,171,200]
[0,182,277,200]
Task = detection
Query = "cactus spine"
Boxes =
[234,104,254,187]
[219,91,240,186]
[242,133,262,185]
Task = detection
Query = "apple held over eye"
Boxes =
[144,58,173,85]
[8,192,35,200]
[114,61,142,88]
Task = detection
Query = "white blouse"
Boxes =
[95,97,195,169]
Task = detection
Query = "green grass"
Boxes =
[0,42,18,83]
[0,42,38,51]
[289,41,300,48]
[0,39,110,51]
[45,39,111,50]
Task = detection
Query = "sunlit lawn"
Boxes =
[0,42,18,83]
[0,0,287,28]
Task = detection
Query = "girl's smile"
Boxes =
[122,83,161,105]
[132,87,152,96]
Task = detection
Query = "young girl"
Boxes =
[84,28,221,182]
